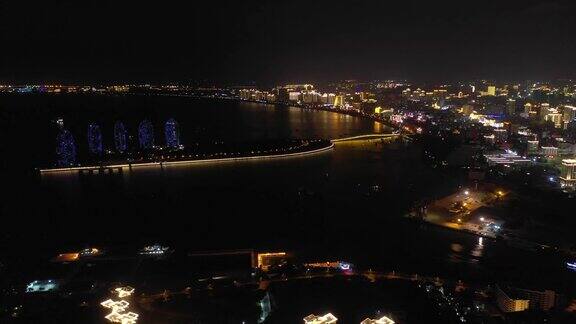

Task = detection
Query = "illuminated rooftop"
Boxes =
[360,316,396,324]
[304,313,338,324]
[114,286,135,298]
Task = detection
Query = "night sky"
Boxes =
[1,0,576,84]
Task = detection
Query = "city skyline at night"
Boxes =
[2,1,576,323]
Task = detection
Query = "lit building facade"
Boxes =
[563,105,576,128]
[539,103,550,121]
[56,129,76,167]
[114,121,128,153]
[527,140,539,154]
[496,285,557,312]
[87,123,103,155]
[487,85,496,96]
[303,313,338,324]
[164,118,180,148]
[541,146,558,158]
[507,99,516,116]
[138,119,154,150]
[544,112,563,128]
[560,159,576,188]
[496,286,530,313]
[493,129,508,143]
[333,95,345,108]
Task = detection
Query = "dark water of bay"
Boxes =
[0,94,574,293]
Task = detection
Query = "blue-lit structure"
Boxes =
[87,123,103,155]
[138,119,154,150]
[56,129,76,166]
[114,121,128,153]
[164,118,180,148]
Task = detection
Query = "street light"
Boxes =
[464,190,470,196]
[479,217,485,222]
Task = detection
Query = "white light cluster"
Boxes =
[139,244,169,255]
[304,313,338,324]
[101,287,138,323]
[115,286,135,298]
[360,316,395,324]
[101,299,129,313]
[105,311,139,324]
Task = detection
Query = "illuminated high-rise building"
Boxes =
[507,99,516,116]
[87,123,103,155]
[56,129,76,167]
[560,159,576,188]
[566,120,576,142]
[138,119,154,150]
[334,95,345,108]
[487,85,496,96]
[114,121,128,153]
[288,91,300,102]
[527,140,539,153]
[164,118,180,148]
[545,112,563,128]
[539,103,550,121]
[302,91,321,104]
[321,93,336,105]
[562,105,576,128]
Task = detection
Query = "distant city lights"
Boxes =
[140,244,170,255]
[339,262,351,270]
[79,247,101,257]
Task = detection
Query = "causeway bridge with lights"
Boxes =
[39,142,335,175]
[40,134,413,175]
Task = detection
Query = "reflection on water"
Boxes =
[470,236,485,259]
[448,237,485,265]
[451,243,464,253]
[40,140,492,282]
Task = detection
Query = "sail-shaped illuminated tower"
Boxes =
[114,121,128,153]
[138,119,154,149]
[56,129,76,166]
[87,123,103,155]
[164,118,180,148]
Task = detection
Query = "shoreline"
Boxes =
[408,215,571,256]
[130,93,402,132]
[222,96,401,131]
